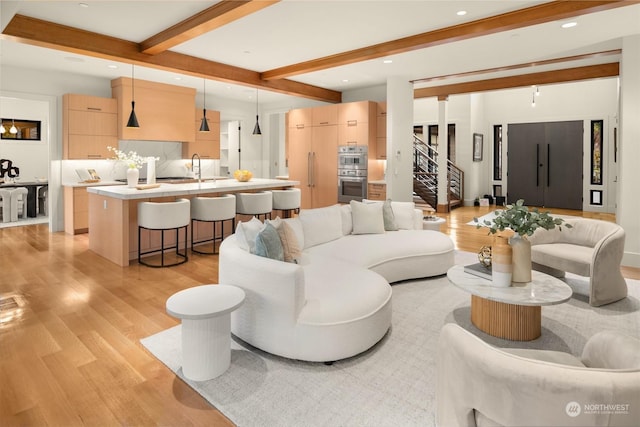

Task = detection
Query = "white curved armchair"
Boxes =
[528,218,627,306]
[437,323,640,427]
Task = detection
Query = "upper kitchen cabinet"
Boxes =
[288,107,313,128]
[184,108,221,159]
[312,104,338,126]
[63,94,117,159]
[111,77,196,142]
[337,101,376,154]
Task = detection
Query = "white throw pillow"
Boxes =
[391,201,416,230]
[340,204,353,235]
[235,217,264,253]
[299,204,343,249]
[350,200,385,234]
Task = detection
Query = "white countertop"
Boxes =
[86,178,300,200]
[369,180,386,185]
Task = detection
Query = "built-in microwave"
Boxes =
[338,145,367,170]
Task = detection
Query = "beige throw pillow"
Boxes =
[350,200,385,234]
[277,221,302,263]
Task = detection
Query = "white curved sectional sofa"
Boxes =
[219,202,455,362]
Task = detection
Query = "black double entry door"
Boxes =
[507,120,583,210]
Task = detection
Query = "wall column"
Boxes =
[386,77,414,202]
[437,96,449,213]
[618,35,640,267]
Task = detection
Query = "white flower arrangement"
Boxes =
[107,146,156,169]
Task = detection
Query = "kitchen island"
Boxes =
[87,178,299,266]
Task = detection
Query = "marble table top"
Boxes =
[447,264,573,307]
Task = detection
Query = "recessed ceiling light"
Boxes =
[64,56,84,63]
[342,79,349,83]
[107,64,118,69]
[174,77,182,81]
[383,59,393,64]
[78,3,89,8]
[457,10,467,16]
[561,22,577,29]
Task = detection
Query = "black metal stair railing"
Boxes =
[412,134,464,210]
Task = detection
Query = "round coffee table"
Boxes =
[447,265,572,341]
[166,284,245,381]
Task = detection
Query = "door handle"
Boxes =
[536,144,540,187]
[311,152,316,187]
[307,152,312,187]
[547,144,550,187]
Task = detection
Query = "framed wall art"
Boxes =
[473,133,483,162]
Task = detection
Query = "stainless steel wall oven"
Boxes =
[338,145,367,203]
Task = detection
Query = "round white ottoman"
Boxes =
[166,284,245,381]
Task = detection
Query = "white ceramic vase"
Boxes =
[510,234,532,282]
[491,235,512,287]
[126,167,139,188]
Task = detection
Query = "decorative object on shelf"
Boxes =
[474,199,571,283]
[126,64,140,128]
[146,157,156,185]
[491,235,512,287]
[477,245,492,268]
[199,79,210,132]
[252,88,261,135]
[233,169,253,182]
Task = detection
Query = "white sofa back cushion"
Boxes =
[350,200,385,234]
[299,204,343,249]
[340,204,353,235]
[235,216,264,253]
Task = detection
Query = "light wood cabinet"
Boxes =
[368,183,387,201]
[376,102,387,159]
[337,101,377,157]
[312,104,338,126]
[288,107,313,128]
[185,108,221,159]
[111,77,196,142]
[287,116,337,209]
[64,187,89,234]
[63,94,117,159]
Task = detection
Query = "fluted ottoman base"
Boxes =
[166,284,245,381]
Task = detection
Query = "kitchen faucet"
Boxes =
[191,153,201,182]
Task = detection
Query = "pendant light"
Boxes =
[10,119,18,134]
[0,121,5,134]
[252,88,262,135]
[126,64,140,128]
[199,79,210,132]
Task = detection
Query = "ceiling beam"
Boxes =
[411,49,621,84]
[1,14,340,103]
[261,0,635,81]
[140,0,280,55]
[413,63,620,99]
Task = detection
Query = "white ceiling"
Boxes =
[1,0,639,105]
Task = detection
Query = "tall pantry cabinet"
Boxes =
[287,105,338,209]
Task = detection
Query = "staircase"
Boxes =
[413,135,464,210]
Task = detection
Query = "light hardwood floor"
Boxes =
[0,206,637,426]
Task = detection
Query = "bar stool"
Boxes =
[272,188,301,218]
[191,194,236,255]
[0,189,11,223]
[138,198,190,268]
[235,191,273,223]
[10,187,28,221]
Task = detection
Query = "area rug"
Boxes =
[141,251,640,427]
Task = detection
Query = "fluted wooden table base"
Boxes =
[471,295,541,341]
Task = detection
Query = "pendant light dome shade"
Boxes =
[10,119,18,134]
[0,122,6,134]
[199,79,210,132]
[126,65,140,128]
[252,89,262,135]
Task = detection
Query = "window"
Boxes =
[493,125,502,180]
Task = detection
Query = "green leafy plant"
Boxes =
[474,199,571,237]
